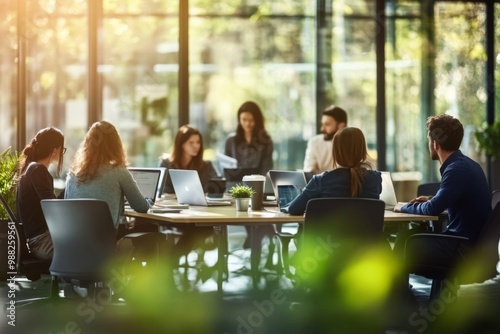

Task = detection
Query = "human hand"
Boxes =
[393,202,406,212]
[409,196,431,204]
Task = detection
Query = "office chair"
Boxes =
[41,199,117,299]
[282,197,387,281]
[0,193,51,282]
[416,182,441,197]
[404,202,500,301]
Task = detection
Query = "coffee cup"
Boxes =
[242,174,266,211]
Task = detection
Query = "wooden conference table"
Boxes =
[125,204,438,293]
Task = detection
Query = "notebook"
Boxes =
[128,167,165,202]
[268,170,307,198]
[380,171,398,210]
[169,169,232,206]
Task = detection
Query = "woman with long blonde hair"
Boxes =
[65,121,151,229]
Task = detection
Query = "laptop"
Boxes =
[128,167,166,202]
[169,169,232,206]
[268,170,307,198]
[277,185,301,213]
[380,171,398,210]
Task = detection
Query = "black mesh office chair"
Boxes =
[41,199,117,298]
[284,197,388,281]
[404,202,500,301]
[0,193,51,282]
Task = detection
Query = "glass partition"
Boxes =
[189,2,315,170]
[102,1,179,167]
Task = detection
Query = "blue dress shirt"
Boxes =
[401,150,492,244]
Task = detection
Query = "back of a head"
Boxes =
[72,121,126,181]
[19,127,64,174]
[332,127,367,168]
[426,114,464,151]
[323,105,348,124]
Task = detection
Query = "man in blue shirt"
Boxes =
[394,114,492,244]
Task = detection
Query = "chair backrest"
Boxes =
[417,182,440,197]
[41,199,117,281]
[304,197,386,243]
[463,202,500,283]
[492,189,500,209]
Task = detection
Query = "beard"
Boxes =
[323,131,335,141]
[430,148,439,160]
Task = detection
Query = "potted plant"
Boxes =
[0,147,19,220]
[229,184,254,212]
[0,147,19,281]
[475,121,500,189]
[475,121,500,159]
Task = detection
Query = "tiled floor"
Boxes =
[1,226,500,333]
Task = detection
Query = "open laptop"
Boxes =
[277,185,301,213]
[128,167,185,212]
[380,171,398,210]
[268,170,307,198]
[169,169,232,206]
[128,167,165,202]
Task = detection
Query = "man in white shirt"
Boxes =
[303,105,348,174]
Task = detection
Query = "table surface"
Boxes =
[125,202,439,225]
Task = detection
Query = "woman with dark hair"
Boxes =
[65,121,151,230]
[225,101,274,251]
[160,125,218,194]
[224,101,274,175]
[17,127,65,260]
[160,125,218,257]
[287,127,382,215]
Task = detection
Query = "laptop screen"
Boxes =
[268,170,307,198]
[128,167,164,200]
[380,171,397,208]
[277,185,300,209]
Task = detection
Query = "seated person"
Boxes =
[17,127,66,260]
[286,127,382,215]
[394,114,492,259]
[65,121,152,231]
[159,125,217,256]
[160,125,218,194]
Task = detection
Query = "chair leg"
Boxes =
[282,239,292,277]
[429,279,443,301]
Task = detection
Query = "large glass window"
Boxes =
[24,1,88,175]
[189,1,315,171]
[434,3,487,175]
[102,1,179,167]
[0,3,17,150]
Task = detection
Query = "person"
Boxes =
[159,125,218,257]
[224,101,274,175]
[16,127,65,260]
[394,114,492,253]
[224,101,274,251]
[303,105,347,175]
[287,127,381,215]
[65,121,152,230]
[160,125,218,194]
